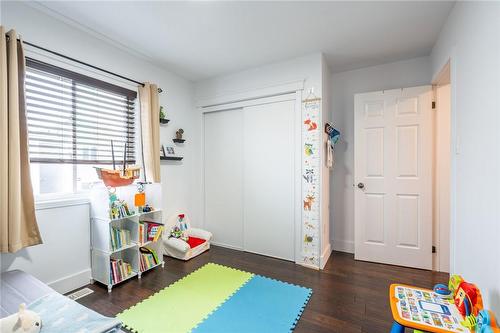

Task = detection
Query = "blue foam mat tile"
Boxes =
[192,275,312,333]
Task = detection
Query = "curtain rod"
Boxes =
[12,37,163,93]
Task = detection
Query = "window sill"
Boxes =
[35,194,90,211]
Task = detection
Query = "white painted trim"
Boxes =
[332,239,354,254]
[201,92,298,113]
[243,248,294,263]
[47,268,92,294]
[210,241,244,251]
[293,91,303,265]
[197,80,305,108]
[319,242,332,269]
[448,51,458,276]
[35,195,90,211]
[298,262,320,270]
[431,52,457,276]
[432,83,451,273]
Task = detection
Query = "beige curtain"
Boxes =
[0,27,42,253]
[139,83,161,183]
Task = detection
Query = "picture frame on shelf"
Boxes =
[160,145,166,157]
[165,146,176,156]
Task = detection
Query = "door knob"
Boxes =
[357,182,365,189]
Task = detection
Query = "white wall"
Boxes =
[1,203,91,293]
[1,2,198,289]
[195,53,323,102]
[329,56,431,253]
[430,2,500,312]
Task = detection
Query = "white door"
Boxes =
[243,100,295,260]
[354,86,433,269]
[204,109,244,249]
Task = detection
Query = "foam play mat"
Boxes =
[117,263,312,333]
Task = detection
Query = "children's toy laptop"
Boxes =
[389,275,499,333]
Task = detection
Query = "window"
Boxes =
[25,59,137,196]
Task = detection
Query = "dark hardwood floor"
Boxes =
[76,246,448,332]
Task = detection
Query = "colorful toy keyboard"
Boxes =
[390,284,470,333]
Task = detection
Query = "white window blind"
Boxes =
[25,59,137,165]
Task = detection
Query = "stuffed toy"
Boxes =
[170,225,188,242]
[0,303,41,333]
[169,214,189,241]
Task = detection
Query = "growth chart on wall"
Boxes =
[301,97,321,268]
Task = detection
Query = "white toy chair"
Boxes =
[162,213,212,261]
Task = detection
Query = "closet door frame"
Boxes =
[201,91,303,263]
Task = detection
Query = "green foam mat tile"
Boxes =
[117,263,253,333]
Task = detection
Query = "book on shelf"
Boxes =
[109,258,133,284]
[138,221,163,244]
[139,247,160,272]
[110,227,131,251]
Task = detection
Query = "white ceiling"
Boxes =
[34,1,454,81]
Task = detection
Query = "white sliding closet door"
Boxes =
[243,100,295,260]
[204,109,244,249]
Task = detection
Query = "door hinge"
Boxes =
[432,246,437,253]
[432,101,436,109]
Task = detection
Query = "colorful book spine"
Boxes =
[110,259,133,284]
[139,247,160,272]
[139,222,163,244]
[110,228,131,251]
[153,226,163,242]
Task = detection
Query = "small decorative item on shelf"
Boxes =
[173,128,185,143]
[160,145,166,157]
[108,187,134,219]
[159,106,169,124]
[165,146,175,156]
[134,183,154,213]
[95,140,140,187]
[159,106,166,120]
[95,166,140,187]
[160,145,183,161]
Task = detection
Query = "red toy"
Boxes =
[454,281,481,316]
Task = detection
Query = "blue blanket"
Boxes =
[28,292,121,333]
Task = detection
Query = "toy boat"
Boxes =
[95,166,140,187]
[94,140,141,187]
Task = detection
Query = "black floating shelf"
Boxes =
[172,138,186,143]
[160,156,183,161]
[160,119,170,124]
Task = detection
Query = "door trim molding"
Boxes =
[197,80,305,109]
[201,91,303,264]
[200,93,298,113]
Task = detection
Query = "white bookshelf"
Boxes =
[89,184,164,292]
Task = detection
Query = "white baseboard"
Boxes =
[210,241,244,251]
[298,262,320,270]
[320,243,332,269]
[48,268,91,294]
[213,241,334,270]
[332,239,354,254]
